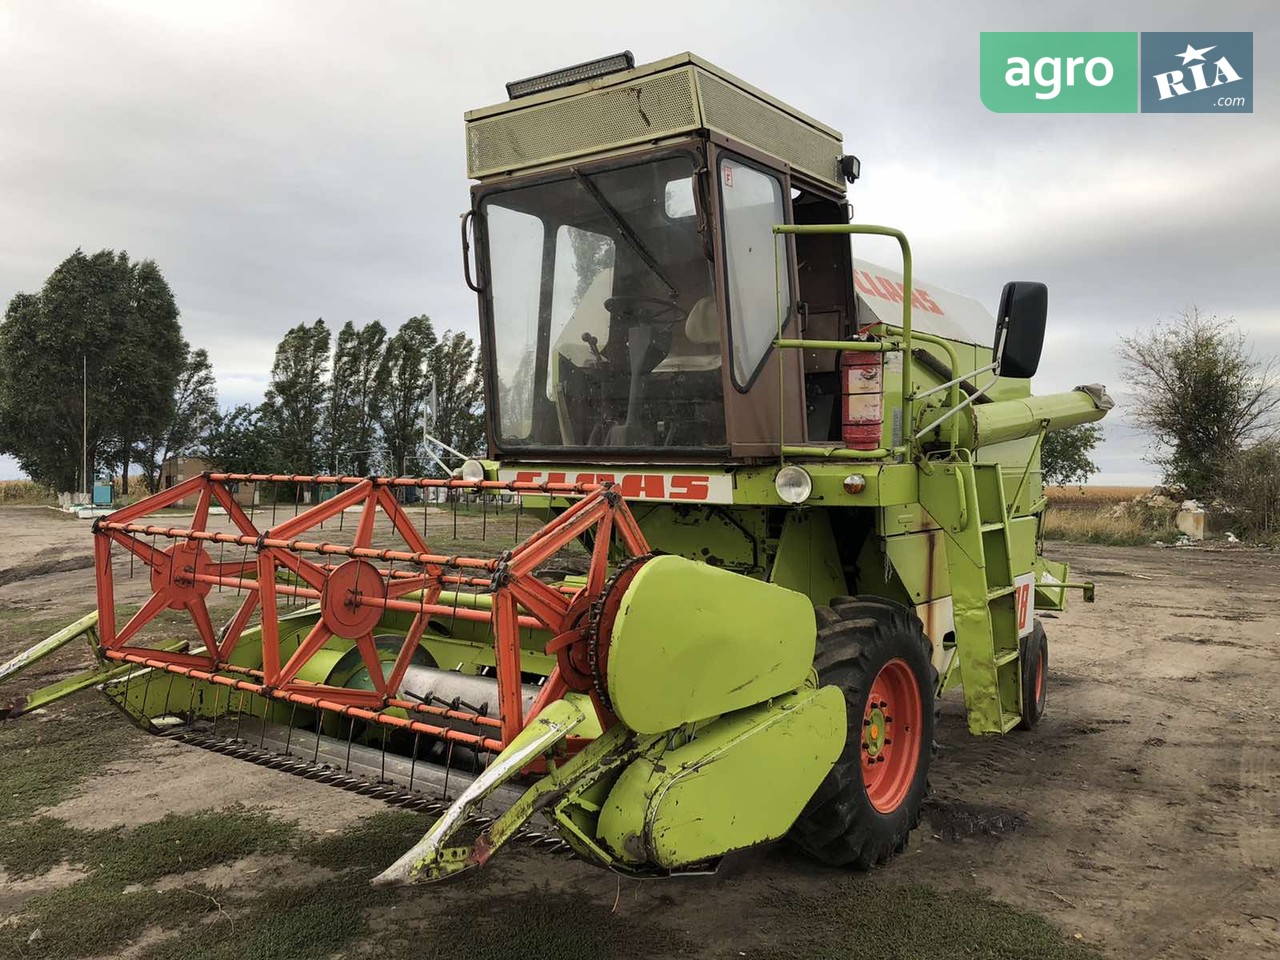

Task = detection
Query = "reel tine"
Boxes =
[441,739,455,801]
[234,690,246,741]
[482,488,488,542]
[210,682,223,737]
[380,725,389,783]
[408,731,421,793]
[345,714,357,772]
[285,701,298,757]
[272,490,278,527]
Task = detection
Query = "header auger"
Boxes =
[2,51,1111,883]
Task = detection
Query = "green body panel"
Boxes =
[596,684,845,867]
[607,556,815,734]
[769,510,847,606]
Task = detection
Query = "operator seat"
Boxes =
[652,296,721,372]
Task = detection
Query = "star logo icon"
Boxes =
[1177,43,1216,65]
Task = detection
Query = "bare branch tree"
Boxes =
[1119,308,1280,494]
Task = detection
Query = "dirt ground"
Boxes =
[0,503,1277,959]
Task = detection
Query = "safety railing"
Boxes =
[769,223,966,461]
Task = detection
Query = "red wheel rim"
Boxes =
[1033,645,1045,704]
[861,657,923,814]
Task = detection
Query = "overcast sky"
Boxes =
[1,0,1275,483]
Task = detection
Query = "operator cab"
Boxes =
[467,52,860,461]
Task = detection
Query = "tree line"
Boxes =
[0,249,484,494]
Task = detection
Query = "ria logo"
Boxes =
[1141,33,1252,113]
[1153,43,1243,100]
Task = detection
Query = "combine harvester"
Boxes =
[1,52,1111,883]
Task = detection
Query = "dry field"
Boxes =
[1043,485,1174,544]
[0,503,1277,959]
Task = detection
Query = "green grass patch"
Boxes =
[0,702,142,824]
[752,877,1101,960]
[0,809,298,959]
[0,877,215,959]
[300,809,432,872]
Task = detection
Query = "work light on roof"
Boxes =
[506,51,636,100]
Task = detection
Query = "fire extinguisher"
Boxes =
[841,348,884,450]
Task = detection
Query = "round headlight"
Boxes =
[774,465,813,504]
[842,473,867,495]
[459,459,486,483]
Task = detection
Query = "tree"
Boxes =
[1119,309,1279,494]
[428,331,485,460]
[1040,423,1102,487]
[136,346,218,492]
[0,249,183,492]
[378,315,438,475]
[323,321,388,475]
[260,320,330,474]
[201,404,272,474]
[1219,440,1280,541]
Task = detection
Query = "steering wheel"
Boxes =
[604,295,683,326]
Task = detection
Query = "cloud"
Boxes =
[1,0,1274,484]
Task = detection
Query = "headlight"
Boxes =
[774,465,813,504]
[460,459,486,483]
[842,473,867,494]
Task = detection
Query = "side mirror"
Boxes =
[994,281,1047,379]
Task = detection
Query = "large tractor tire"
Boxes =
[1016,619,1048,731]
[791,597,935,868]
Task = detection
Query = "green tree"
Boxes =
[0,249,182,492]
[201,404,272,474]
[261,320,330,474]
[1040,423,1102,487]
[1119,309,1279,494]
[323,321,388,475]
[378,315,438,475]
[136,346,218,492]
[428,331,485,459]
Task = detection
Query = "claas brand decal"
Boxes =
[497,469,734,503]
[853,269,944,316]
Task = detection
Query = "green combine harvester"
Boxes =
[0,51,1111,882]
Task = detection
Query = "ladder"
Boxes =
[920,459,1027,734]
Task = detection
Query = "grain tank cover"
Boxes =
[854,259,996,347]
[465,52,845,189]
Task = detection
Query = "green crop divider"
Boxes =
[0,609,190,717]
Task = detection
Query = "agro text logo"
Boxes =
[980,33,1138,113]
[1141,33,1252,112]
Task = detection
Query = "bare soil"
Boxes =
[1,505,1277,958]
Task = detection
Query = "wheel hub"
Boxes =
[861,657,923,814]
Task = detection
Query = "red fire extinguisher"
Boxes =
[841,348,884,450]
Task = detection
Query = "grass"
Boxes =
[1041,507,1171,545]
[0,734,1109,960]
[750,878,1102,960]
[1042,485,1177,545]
[0,701,142,825]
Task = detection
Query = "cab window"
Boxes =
[720,157,787,389]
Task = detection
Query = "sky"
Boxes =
[1,0,1275,483]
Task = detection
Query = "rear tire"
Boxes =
[790,596,935,868]
[1017,620,1048,731]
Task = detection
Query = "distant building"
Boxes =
[159,456,256,508]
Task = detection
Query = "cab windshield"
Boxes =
[481,154,725,450]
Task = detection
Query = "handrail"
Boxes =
[772,224,915,460]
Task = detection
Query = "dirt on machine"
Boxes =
[0,50,1112,883]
